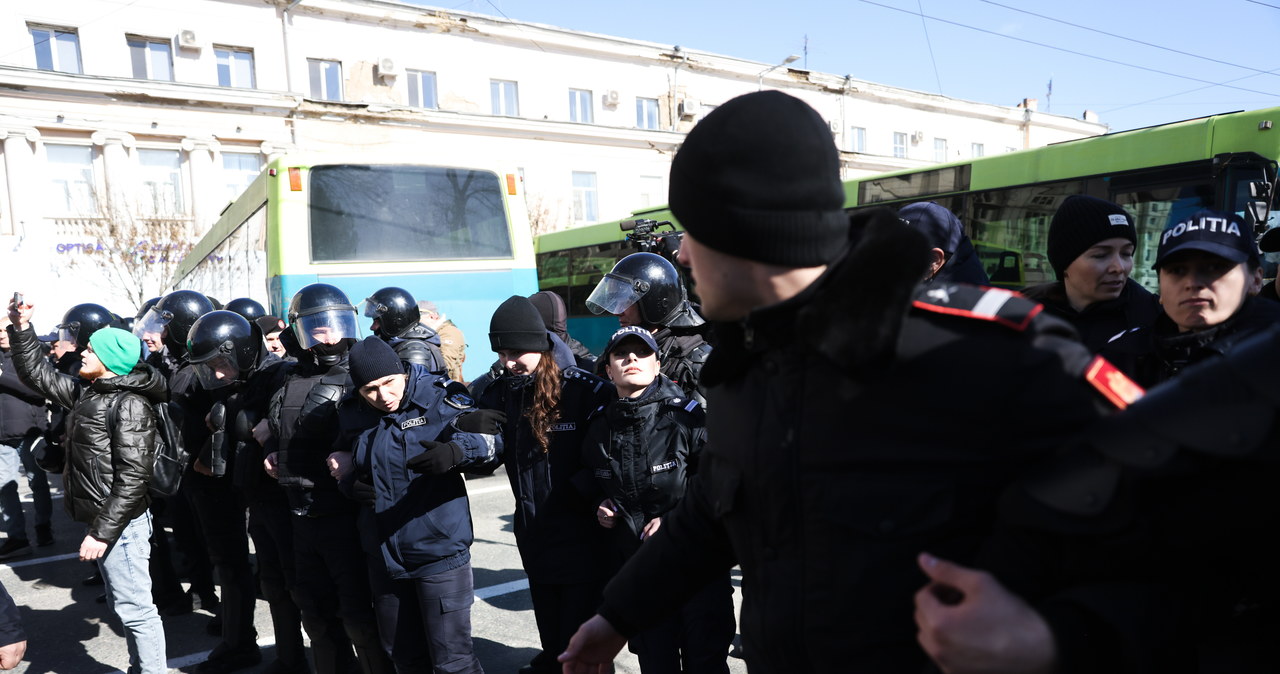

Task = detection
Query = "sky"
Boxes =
[408,0,1280,133]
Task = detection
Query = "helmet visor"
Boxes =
[292,310,360,349]
[57,325,79,347]
[585,273,647,316]
[358,299,387,319]
[133,307,172,341]
[193,353,241,390]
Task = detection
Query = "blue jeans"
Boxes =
[98,512,167,674]
[0,441,50,539]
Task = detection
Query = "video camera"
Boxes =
[620,218,683,263]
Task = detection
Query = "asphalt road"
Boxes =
[0,471,746,673]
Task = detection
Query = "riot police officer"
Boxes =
[224,298,267,323]
[360,287,446,375]
[585,252,712,406]
[185,311,263,672]
[264,283,391,674]
[54,303,115,374]
[189,310,308,674]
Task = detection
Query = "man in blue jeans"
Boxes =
[0,319,53,558]
[7,299,167,673]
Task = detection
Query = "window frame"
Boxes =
[934,138,948,162]
[571,171,599,223]
[136,147,188,217]
[307,58,343,102]
[972,143,986,158]
[893,132,908,159]
[490,79,519,117]
[126,35,174,81]
[407,69,438,109]
[850,126,867,153]
[568,88,593,123]
[44,143,99,216]
[214,46,256,88]
[636,97,660,130]
[29,24,82,74]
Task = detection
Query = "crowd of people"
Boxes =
[0,89,1277,674]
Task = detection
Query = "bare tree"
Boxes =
[526,192,568,237]
[62,191,195,314]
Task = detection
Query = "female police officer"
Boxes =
[334,336,502,673]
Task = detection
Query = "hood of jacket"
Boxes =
[89,362,169,404]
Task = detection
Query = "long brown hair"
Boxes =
[528,353,562,453]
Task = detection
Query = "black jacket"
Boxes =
[269,352,353,517]
[1113,297,1280,387]
[478,333,616,584]
[581,375,705,558]
[596,216,1107,673]
[9,324,166,543]
[1022,278,1160,376]
[652,328,712,408]
[387,322,446,375]
[0,349,47,445]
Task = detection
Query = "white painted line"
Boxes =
[467,484,510,496]
[474,578,528,600]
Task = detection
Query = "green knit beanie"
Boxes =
[89,327,144,377]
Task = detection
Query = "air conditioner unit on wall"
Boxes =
[177,29,201,51]
[828,119,840,134]
[604,90,620,106]
[678,99,700,119]
[377,57,400,79]
[911,131,924,144]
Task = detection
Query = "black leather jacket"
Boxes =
[9,324,167,543]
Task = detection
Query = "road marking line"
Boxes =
[475,578,528,600]
[468,484,510,496]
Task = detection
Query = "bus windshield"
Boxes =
[309,165,514,262]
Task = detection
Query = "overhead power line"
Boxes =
[979,0,1280,79]
[856,0,1280,98]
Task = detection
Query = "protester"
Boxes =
[0,319,53,557]
[559,90,1115,673]
[897,201,990,286]
[8,299,167,674]
[417,300,467,383]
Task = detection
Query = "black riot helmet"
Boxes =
[57,303,114,350]
[225,297,267,322]
[135,290,214,357]
[585,252,704,328]
[287,283,360,350]
[134,297,160,323]
[359,287,420,338]
[187,311,258,390]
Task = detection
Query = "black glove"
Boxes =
[406,441,464,475]
[454,409,507,435]
[350,479,376,506]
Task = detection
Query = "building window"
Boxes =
[29,25,81,74]
[491,79,519,117]
[934,138,948,162]
[636,97,660,130]
[572,171,598,223]
[893,132,908,158]
[971,143,985,158]
[569,88,593,123]
[215,47,255,88]
[307,59,342,101]
[46,144,96,215]
[127,37,173,81]
[221,152,261,203]
[138,149,185,216]
[850,126,867,153]
[407,70,437,109]
[638,175,664,208]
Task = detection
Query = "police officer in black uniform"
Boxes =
[134,291,223,622]
[561,91,1116,674]
[360,287,446,375]
[264,283,391,674]
[585,252,712,406]
[224,298,268,323]
[189,310,310,674]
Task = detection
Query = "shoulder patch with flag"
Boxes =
[912,284,1042,332]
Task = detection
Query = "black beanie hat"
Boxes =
[349,336,404,387]
[1047,195,1137,277]
[669,90,848,267]
[489,296,553,352]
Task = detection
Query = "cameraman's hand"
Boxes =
[406,441,463,474]
[454,409,506,435]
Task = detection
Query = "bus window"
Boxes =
[309,165,514,262]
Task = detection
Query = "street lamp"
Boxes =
[757,54,801,90]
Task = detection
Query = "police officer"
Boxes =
[224,297,267,323]
[334,336,501,673]
[53,303,114,374]
[188,310,308,674]
[585,252,711,406]
[360,287,446,375]
[561,91,1115,673]
[264,283,391,674]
